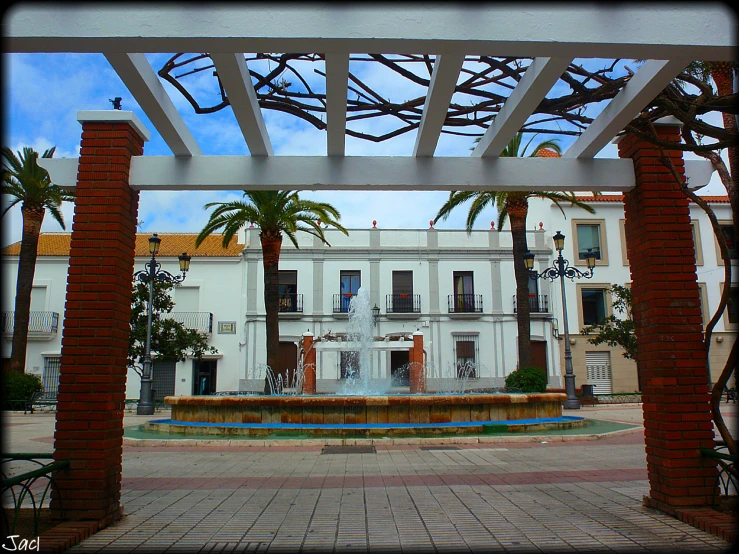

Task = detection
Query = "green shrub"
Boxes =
[2,371,43,409]
[505,366,547,393]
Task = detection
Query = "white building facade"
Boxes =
[2,195,735,400]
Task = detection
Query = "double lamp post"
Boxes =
[133,234,191,415]
[524,231,596,410]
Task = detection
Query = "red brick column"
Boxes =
[302,332,316,394]
[618,121,716,513]
[409,331,425,393]
[51,112,148,525]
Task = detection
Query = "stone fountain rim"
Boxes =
[165,393,568,406]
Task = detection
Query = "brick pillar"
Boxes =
[618,120,717,513]
[51,111,149,525]
[409,331,425,393]
[302,332,316,394]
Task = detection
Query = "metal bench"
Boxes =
[1,453,70,535]
[723,387,736,403]
[700,441,738,508]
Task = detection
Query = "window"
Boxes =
[340,351,359,379]
[725,284,739,327]
[576,224,602,260]
[454,335,478,379]
[572,219,608,266]
[42,356,61,399]
[278,270,298,312]
[692,221,704,266]
[339,271,361,312]
[697,283,709,327]
[716,223,738,261]
[579,286,608,327]
[452,271,474,312]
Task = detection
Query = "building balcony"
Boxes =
[278,293,304,318]
[512,295,550,314]
[160,312,214,334]
[2,311,59,340]
[386,294,421,318]
[448,294,483,318]
[333,293,356,315]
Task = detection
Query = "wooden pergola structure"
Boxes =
[4,4,734,527]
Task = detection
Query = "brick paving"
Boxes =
[3,404,736,553]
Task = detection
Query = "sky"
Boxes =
[1,52,729,248]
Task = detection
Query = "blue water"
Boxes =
[153,416,584,430]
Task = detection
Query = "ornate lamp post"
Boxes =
[524,231,596,410]
[133,234,191,415]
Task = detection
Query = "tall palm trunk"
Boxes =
[261,232,282,393]
[8,207,44,373]
[507,197,532,369]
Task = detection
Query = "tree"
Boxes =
[195,191,348,393]
[581,284,641,390]
[1,146,74,374]
[434,132,596,368]
[128,279,217,375]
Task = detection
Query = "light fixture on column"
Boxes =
[133,234,191,415]
[524,231,596,410]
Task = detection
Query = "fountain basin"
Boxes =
[156,393,575,437]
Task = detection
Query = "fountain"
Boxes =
[158,286,579,438]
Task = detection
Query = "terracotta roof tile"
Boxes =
[571,194,730,204]
[536,148,560,158]
[2,233,242,257]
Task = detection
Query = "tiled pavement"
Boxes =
[3,404,736,553]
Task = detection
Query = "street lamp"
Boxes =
[524,231,596,410]
[133,233,191,415]
[372,304,380,327]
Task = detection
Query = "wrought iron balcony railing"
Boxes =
[512,295,549,313]
[333,293,356,313]
[386,293,421,314]
[448,294,483,313]
[2,311,59,335]
[160,312,214,334]
[278,293,303,313]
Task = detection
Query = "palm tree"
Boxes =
[2,146,74,374]
[196,190,348,392]
[434,133,596,369]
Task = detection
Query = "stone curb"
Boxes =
[122,425,643,447]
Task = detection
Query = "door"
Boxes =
[278,342,299,388]
[152,359,176,401]
[340,271,361,312]
[453,271,474,312]
[392,271,413,312]
[192,359,217,395]
[585,351,613,395]
[390,350,410,386]
[531,340,548,372]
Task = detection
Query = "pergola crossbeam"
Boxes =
[564,59,690,159]
[103,52,201,157]
[413,54,466,157]
[325,52,349,156]
[472,57,573,158]
[209,52,273,156]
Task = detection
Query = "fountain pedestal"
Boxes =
[410,331,425,393]
[302,332,316,394]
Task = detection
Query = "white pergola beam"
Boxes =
[564,59,689,159]
[40,156,636,192]
[325,52,349,156]
[472,57,572,158]
[413,54,465,157]
[6,6,734,60]
[209,53,273,156]
[103,53,201,157]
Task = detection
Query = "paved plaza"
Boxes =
[3,403,736,553]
